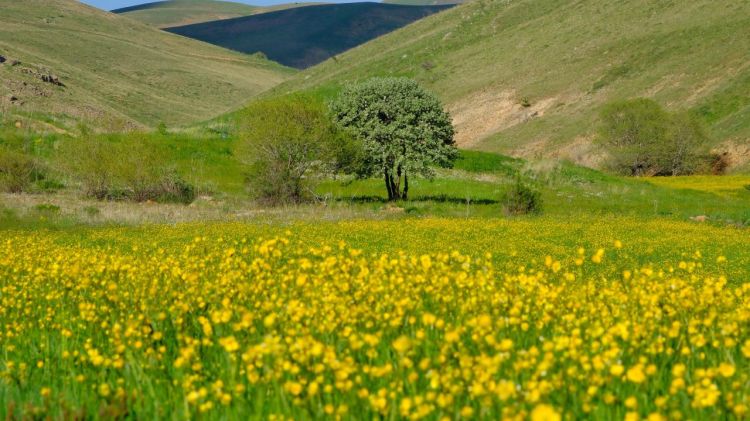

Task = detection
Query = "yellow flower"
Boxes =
[718,363,735,378]
[741,340,750,358]
[610,364,625,376]
[284,381,303,396]
[625,412,639,421]
[218,336,240,353]
[459,406,474,418]
[627,365,646,384]
[392,336,412,353]
[530,404,561,421]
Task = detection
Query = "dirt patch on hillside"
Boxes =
[552,135,606,168]
[449,89,558,147]
[717,139,750,169]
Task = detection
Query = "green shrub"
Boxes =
[57,135,195,204]
[598,99,711,176]
[502,180,542,216]
[0,147,40,193]
[235,95,345,205]
[82,206,100,217]
[33,203,61,214]
[152,170,195,204]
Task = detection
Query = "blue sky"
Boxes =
[80,0,374,11]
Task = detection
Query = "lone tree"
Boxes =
[331,77,458,201]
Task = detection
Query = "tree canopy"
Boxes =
[331,77,457,201]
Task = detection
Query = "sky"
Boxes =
[80,0,374,11]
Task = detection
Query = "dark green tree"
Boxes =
[331,77,458,201]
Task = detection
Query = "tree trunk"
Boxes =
[402,172,408,200]
[385,169,394,201]
[388,174,401,201]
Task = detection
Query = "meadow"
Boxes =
[1,217,749,419]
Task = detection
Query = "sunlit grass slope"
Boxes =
[113,0,259,27]
[114,0,324,28]
[278,0,750,169]
[0,0,294,131]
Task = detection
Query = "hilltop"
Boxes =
[0,0,293,131]
[165,2,454,69]
[114,0,324,28]
[383,0,463,4]
[113,0,258,27]
[278,0,750,170]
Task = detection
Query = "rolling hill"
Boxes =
[277,0,750,170]
[113,0,325,29]
[0,0,293,131]
[165,2,454,69]
[383,0,463,4]
[112,0,258,27]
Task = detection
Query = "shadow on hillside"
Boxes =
[334,195,499,205]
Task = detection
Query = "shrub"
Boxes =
[0,147,41,193]
[57,135,195,204]
[598,99,711,176]
[502,180,542,215]
[33,203,61,215]
[152,170,195,204]
[235,95,345,205]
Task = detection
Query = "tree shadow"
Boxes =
[332,194,499,205]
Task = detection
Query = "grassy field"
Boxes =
[2,128,749,420]
[1,216,749,419]
[114,0,326,28]
[165,3,454,69]
[276,0,750,169]
[0,0,294,131]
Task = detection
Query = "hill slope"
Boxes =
[165,3,454,69]
[383,0,463,4]
[114,0,324,28]
[0,0,293,130]
[113,0,258,27]
[277,0,750,169]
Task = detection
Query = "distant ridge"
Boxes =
[165,2,454,69]
[113,0,324,29]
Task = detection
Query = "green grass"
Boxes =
[0,0,294,131]
[275,0,750,169]
[5,121,748,227]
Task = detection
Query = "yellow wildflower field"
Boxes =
[645,175,750,197]
[0,217,748,419]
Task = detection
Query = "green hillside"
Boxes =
[278,0,750,170]
[114,0,324,28]
[0,0,293,131]
[113,0,258,28]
